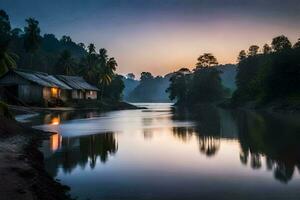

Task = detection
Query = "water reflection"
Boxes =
[26,103,300,199]
[44,132,117,177]
[235,110,300,183]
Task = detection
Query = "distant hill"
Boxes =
[122,77,139,99]
[218,64,237,94]
[124,74,172,103]
[123,65,237,103]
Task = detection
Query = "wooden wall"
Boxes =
[85,91,98,100]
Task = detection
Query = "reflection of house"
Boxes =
[0,69,99,105]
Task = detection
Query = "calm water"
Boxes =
[21,103,300,200]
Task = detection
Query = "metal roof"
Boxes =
[56,75,99,91]
[13,70,72,90]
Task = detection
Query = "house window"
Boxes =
[51,88,59,98]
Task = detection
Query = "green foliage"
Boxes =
[167,61,226,106]
[104,75,125,101]
[0,10,17,75]
[0,101,14,119]
[55,50,75,75]
[271,35,292,52]
[233,35,300,105]
[237,50,247,62]
[195,53,218,69]
[2,9,124,102]
[23,18,41,58]
[248,45,259,56]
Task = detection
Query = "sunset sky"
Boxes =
[1,0,300,76]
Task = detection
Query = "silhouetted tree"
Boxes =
[263,44,272,54]
[237,50,247,62]
[126,73,135,80]
[23,17,41,68]
[55,50,75,75]
[271,35,292,52]
[248,45,259,56]
[195,53,218,69]
[293,38,300,49]
[0,10,17,75]
[140,72,154,82]
[60,35,72,43]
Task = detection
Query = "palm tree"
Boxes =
[56,50,74,75]
[0,46,18,76]
[0,9,17,75]
[98,57,117,101]
[23,18,41,69]
[107,57,117,72]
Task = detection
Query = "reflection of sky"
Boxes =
[29,103,300,199]
[2,0,300,76]
[34,103,195,137]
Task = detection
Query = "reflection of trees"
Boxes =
[172,127,194,142]
[45,132,118,176]
[173,105,300,183]
[172,105,221,157]
[198,136,220,157]
[235,110,300,183]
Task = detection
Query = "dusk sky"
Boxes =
[1,0,300,76]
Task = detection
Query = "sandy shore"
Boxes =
[0,116,73,200]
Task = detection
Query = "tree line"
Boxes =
[233,35,300,107]
[166,53,226,106]
[0,10,124,101]
[166,35,300,108]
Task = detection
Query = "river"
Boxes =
[19,103,300,200]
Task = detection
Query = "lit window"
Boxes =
[51,88,58,98]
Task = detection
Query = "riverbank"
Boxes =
[0,116,73,200]
[219,98,300,114]
[8,100,143,115]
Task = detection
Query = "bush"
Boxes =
[0,101,14,119]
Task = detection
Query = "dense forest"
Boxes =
[166,36,300,110]
[166,53,228,106]
[232,35,300,109]
[0,9,124,102]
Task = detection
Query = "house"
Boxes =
[55,75,99,100]
[0,69,99,105]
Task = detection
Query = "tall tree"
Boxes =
[56,50,75,75]
[263,44,272,54]
[60,35,72,43]
[87,43,96,54]
[237,50,247,62]
[195,53,218,69]
[126,73,135,80]
[271,35,292,52]
[248,45,259,56]
[0,10,17,75]
[293,38,300,49]
[23,17,41,68]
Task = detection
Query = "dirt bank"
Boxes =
[0,116,72,200]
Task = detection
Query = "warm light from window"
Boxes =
[51,87,58,98]
[50,133,62,152]
[51,116,60,125]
